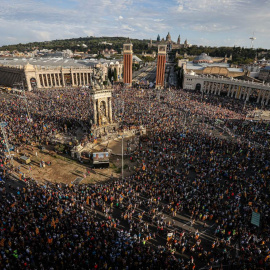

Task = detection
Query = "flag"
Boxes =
[167,232,173,242]
[51,218,56,229]
[10,202,16,208]
[10,225,14,232]
[0,238,5,247]
[48,237,53,244]
[35,227,39,235]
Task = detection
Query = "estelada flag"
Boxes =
[0,238,5,247]
[47,237,53,244]
[10,202,16,208]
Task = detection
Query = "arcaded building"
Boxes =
[0,58,123,91]
[181,53,245,78]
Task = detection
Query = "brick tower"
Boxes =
[156,44,167,89]
[123,39,133,86]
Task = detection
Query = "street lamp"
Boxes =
[122,134,124,181]
[0,122,14,166]
[148,90,151,114]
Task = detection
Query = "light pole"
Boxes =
[148,90,151,114]
[122,134,124,181]
[15,81,31,121]
[243,98,247,110]
[0,122,14,166]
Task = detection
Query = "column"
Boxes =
[57,74,61,86]
[83,73,86,85]
[56,74,59,87]
[45,74,49,88]
[231,85,235,97]
[109,97,113,123]
[213,83,217,94]
[227,84,232,96]
[261,90,266,105]
[41,74,45,87]
[242,86,246,100]
[265,91,270,105]
[218,83,222,95]
[243,87,248,100]
[246,88,252,101]
[36,75,41,89]
[105,100,109,123]
[257,90,262,103]
[93,99,97,125]
[71,73,74,86]
[86,72,89,85]
[62,72,65,87]
[49,74,53,87]
[207,82,212,94]
[214,83,218,95]
[53,74,56,87]
[238,86,242,99]
[79,73,82,86]
[202,82,206,93]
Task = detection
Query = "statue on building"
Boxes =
[177,35,180,45]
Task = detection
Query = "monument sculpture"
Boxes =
[89,69,118,137]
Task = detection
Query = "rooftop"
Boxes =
[0,57,121,69]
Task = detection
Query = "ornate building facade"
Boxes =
[183,73,270,105]
[148,32,191,51]
[0,58,123,91]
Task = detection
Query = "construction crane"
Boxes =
[250,32,256,49]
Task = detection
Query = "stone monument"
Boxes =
[89,69,118,137]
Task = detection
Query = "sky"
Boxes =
[0,0,270,49]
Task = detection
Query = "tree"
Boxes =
[108,68,112,82]
[157,34,160,42]
[113,68,117,81]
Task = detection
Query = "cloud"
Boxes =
[0,0,269,49]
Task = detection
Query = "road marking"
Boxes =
[183,221,191,227]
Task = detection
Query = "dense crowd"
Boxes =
[1,86,270,269]
[0,88,93,147]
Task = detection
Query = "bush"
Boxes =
[54,144,66,153]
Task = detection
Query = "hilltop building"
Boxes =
[148,32,191,51]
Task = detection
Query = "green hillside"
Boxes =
[0,36,151,54]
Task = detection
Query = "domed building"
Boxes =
[193,53,213,64]
[166,32,172,42]
[148,32,191,51]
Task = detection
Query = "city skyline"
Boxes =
[1,0,270,49]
